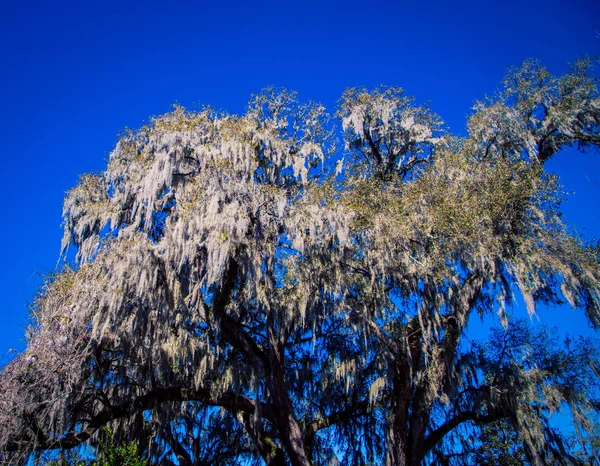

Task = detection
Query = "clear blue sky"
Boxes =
[1,0,599,359]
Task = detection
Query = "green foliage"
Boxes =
[473,420,529,466]
[92,428,146,466]
[45,428,146,466]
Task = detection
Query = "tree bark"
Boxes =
[266,308,312,466]
[386,350,412,466]
[387,273,484,466]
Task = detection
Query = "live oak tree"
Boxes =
[1,59,600,466]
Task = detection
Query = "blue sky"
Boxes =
[0,0,599,359]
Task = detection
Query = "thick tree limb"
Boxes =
[422,410,504,456]
[6,387,275,453]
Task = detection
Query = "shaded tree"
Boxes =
[472,420,528,466]
[44,427,146,466]
[1,60,600,466]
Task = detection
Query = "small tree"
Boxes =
[1,60,600,466]
[472,420,528,466]
[92,428,146,466]
[45,428,146,466]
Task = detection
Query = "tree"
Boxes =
[45,427,146,466]
[1,60,599,466]
[472,419,528,466]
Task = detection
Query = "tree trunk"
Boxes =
[267,315,312,466]
[277,410,312,466]
[387,355,412,466]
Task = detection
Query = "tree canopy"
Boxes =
[1,59,600,466]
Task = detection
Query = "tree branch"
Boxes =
[423,409,505,456]
[6,387,275,453]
